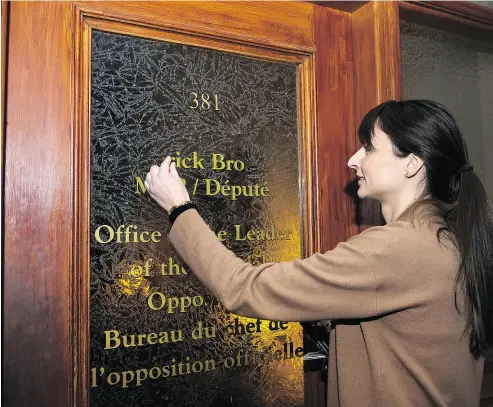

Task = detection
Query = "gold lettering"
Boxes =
[204,180,269,200]
[211,154,245,171]
[216,230,227,241]
[161,257,188,276]
[135,176,147,194]
[137,334,147,346]
[212,153,225,170]
[205,178,221,196]
[147,332,158,345]
[189,92,199,109]
[147,292,205,313]
[201,93,211,109]
[104,329,183,350]
[105,330,121,349]
[94,225,162,244]
[189,92,219,111]
[234,224,293,241]
[95,225,114,244]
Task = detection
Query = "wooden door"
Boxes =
[3,1,400,406]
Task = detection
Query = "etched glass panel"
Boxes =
[90,30,303,407]
[400,21,493,200]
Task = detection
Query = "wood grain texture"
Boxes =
[72,5,90,406]
[426,0,493,21]
[298,53,320,257]
[351,0,402,230]
[304,370,327,407]
[1,1,8,168]
[314,5,359,251]
[83,15,310,63]
[3,1,387,405]
[400,1,493,43]
[74,1,314,52]
[311,1,367,13]
[482,371,493,406]
[3,2,73,407]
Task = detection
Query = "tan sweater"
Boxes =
[169,209,485,407]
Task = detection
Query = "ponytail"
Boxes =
[453,168,493,356]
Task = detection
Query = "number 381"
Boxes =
[189,92,219,111]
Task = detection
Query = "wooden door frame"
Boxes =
[4,1,491,407]
[3,2,328,406]
[72,2,317,405]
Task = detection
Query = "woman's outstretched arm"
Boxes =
[144,156,410,322]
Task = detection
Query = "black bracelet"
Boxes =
[169,202,198,224]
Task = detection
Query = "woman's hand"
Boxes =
[144,156,191,212]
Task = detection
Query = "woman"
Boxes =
[144,100,493,407]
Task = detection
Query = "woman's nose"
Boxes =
[347,147,364,170]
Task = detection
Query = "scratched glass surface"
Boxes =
[90,30,302,407]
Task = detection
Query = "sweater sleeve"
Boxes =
[169,209,381,321]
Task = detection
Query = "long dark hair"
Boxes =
[358,99,493,357]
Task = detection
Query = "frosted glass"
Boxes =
[401,21,493,202]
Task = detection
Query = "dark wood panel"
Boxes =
[351,1,402,230]
[426,0,493,22]
[400,1,493,43]
[2,2,372,406]
[313,5,359,251]
[311,1,367,13]
[3,2,73,406]
[304,370,327,407]
[482,372,493,406]
[1,1,8,164]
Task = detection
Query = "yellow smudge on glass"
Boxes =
[116,268,151,297]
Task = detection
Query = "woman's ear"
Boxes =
[405,154,425,178]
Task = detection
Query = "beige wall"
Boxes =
[471,1,493,7]
[400,21,493,201]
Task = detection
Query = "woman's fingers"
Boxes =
[145,156,191,212]
[150,164,160,178]
[159,156,172,177]
[170,162,181,180]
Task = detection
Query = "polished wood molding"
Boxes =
[3,2,74,407]
[72,4,90,405]
[313,4,359,248]
[351,1,402,230]
[74,1,315,53]
[403,1,493,26]
[84,15,310,62]
[1,1,8,166]
[299,53,320,257]
[400,1,493,42]
[311,1,368,13]
[72,2,318,405]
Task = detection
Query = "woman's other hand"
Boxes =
[316,320,332,332]
[144,156,191,212]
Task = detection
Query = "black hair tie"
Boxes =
[459,165,474,175]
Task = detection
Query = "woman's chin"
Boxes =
[356,187,368,199]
